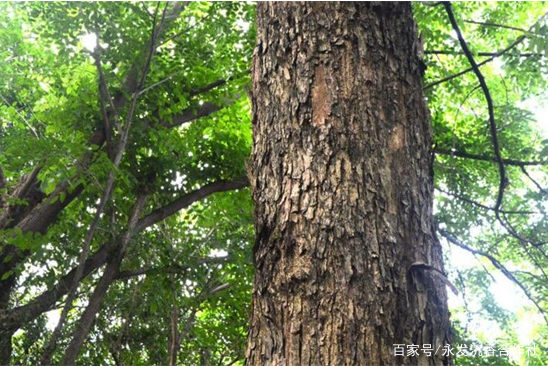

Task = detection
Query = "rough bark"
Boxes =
[247,3,451,366]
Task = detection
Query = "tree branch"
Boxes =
[520,166,548,196]
[463,19,530,34]
[136,176,249,231]
[167,95,242,128]
[93,50,117,155]
[438,227,548,324]
[435,187,537,215]
[3,243,112,333]
[115,256,228,281]
[499,212,548,249]
[436,148,545,166]
[425,50,542,58]
[41,7,183,361]
[0,166,5,207]
[424,10,548,90]
[2,177,247,335]
[61,194,148,365]
[161,9,211,46]
[140,72,235,98]
[443,2,506,214]
[189,77,230,97]
[423,35,526,90]
[0,166,41,229]
[169,276,231,365]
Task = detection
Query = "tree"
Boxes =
[246,3,451,365]
[248,3,544,364]
[0,1,547,365]
[0,2,255,365]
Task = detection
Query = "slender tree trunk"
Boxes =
[0,330,14,366]
[247,3,451,365]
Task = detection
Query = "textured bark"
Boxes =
[247,3,451,366]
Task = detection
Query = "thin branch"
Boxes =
[137,3,166,90]
[209,283,231,294]
[438,227,548,324]
[444,1,507,214]
[189,77,231,97]
[138,69,186,96]
[111,277,143,366]
[436,148,544,166]
[170,275,204,366]
[424,10,548,90]
[463,19,530,34]
[139,77,244,137]
[61,194,148,365]
[0,166,5,207]
[0,94,40,138]
[435,187,537,215]
[168,101,228,128]
[170,277,230,364]
[444,84,482,155]
[513,270,548,283]
[161,9,211,46]
[140,73,234,98]
[115,257,228,281]
[225,357,244,366]
[168,288,180,366]
[425,50,542,58]
[93,50,118,154]
[423,35,526,90]
[116,266,180,280]
[139,1,155,18]
[136,176,249,231]
[520,166,548,196]
[499,212,548,249]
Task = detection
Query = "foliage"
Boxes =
[0,1,546,365]
[414,2,548,365]
[1,2,254,365]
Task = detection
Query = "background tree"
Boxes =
[1,2,254,365]
[0,1,546,365]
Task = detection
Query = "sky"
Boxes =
[443,101,547,351]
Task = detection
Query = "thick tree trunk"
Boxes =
[247,3,451,365]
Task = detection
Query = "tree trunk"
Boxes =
[247,3,451,365]
[0,330,13,366]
